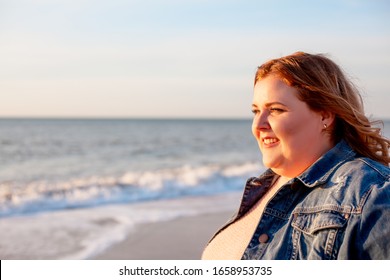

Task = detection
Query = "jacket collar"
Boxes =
[296,140,356,188]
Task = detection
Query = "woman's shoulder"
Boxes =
[340,156,389,180]
[334,156,389,193]
[301,156,389,213]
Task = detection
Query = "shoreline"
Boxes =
[91,211,233,260]
[0,192,241,260]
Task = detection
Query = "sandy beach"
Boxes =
[92,211,233,260]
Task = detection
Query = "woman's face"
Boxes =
[251,75,333,178]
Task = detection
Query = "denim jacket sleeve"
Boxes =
[348,175,390,259]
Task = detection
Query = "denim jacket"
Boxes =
[214,140,390,259]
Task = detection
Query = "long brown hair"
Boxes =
[254,51,390,166]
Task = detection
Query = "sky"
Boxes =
[0,0,389,119]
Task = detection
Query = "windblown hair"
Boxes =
[255,51,390,166]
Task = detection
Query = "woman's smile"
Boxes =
[262,137,279,146]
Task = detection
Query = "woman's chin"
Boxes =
[262,159,278,170]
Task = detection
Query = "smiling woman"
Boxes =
[202,52,390,260]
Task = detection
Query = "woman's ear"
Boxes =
[320,111,335,128]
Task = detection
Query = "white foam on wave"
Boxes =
[0,192,242,260]
[0,162,263,217]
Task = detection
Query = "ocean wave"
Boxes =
[0,162,263,217]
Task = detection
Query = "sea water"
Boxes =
[0,118,388,259]
[0,118,262,259]
[0,119,262,217]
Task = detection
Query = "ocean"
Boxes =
[0,118,262,259]
[0,118,389,259]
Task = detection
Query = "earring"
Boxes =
[323,124,328,129]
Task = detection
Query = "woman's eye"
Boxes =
[269,107,285,113]
[251,109,259,115]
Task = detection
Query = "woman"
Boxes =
[202,52,390,260]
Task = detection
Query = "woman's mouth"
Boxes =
[262,137,279,145]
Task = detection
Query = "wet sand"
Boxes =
[92,211,232,260]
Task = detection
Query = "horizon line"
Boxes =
[1,115,390,121]
[0,116,254,121]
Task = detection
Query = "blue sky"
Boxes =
[0,0,389,119]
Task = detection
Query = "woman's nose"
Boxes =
[253,111,270,131]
